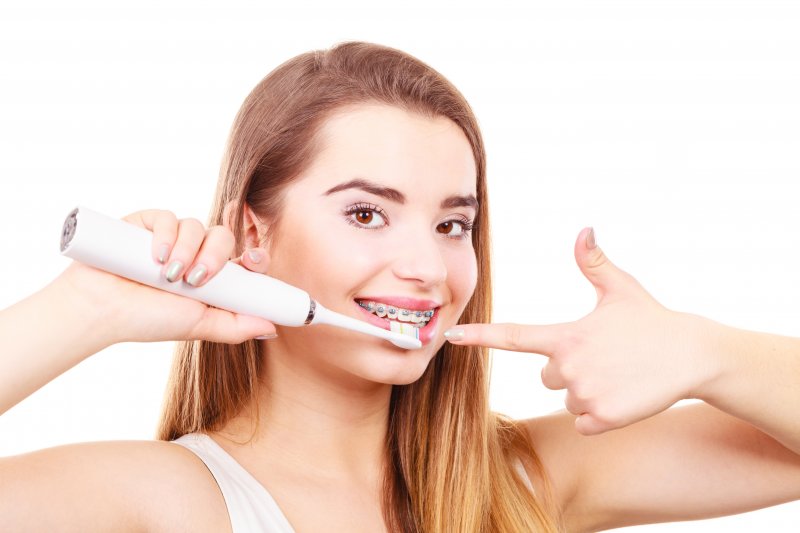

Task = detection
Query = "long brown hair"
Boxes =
[157,41,563,532]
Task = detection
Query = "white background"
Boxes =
[1,1,798,530]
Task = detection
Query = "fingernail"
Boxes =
[158,244,171,264]
[248,249,262,263]
[165,260,184,282]
[443,328,464,341]
[255,333,278,340]
[186,264,208,286]
[586,227,597,249]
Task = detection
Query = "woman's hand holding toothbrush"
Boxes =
[2,207,278,413]
[57,208,278,345]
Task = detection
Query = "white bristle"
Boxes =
[390,320,419,340]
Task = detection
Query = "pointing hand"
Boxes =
[444,228,721,436]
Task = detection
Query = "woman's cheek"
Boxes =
[346,225,403,261]
[448,247,478,303]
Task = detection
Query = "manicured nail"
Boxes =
[166,260,184,282]
[586,227,596,249]
[443,328,464,341]
[186,264,208,286]
[255,333,278,340]
[248,249,262,263]
[158,244,171,264]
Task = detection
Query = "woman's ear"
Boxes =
[241,202,272,251]
[223,200,273,252]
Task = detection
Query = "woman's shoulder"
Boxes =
[517,410,582,512]
[1,439,231,533]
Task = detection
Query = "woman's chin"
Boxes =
[355,361,431,385]
[339,341,435,384]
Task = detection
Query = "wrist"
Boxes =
[682,312,741,404]
[49,264,121,349]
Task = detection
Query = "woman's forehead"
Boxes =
[298,103,477,197]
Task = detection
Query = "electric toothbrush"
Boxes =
[59,206,422,350]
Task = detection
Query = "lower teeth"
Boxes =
[388,318,427,328]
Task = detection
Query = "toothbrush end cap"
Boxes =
[389,336,422,350]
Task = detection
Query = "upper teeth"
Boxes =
[357,300,435,326]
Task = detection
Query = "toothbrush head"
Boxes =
[311,302,422,349]
[388,320,421,349]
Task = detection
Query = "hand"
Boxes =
[445,228,721,435]
[55,208,278,345]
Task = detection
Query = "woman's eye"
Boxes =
[437,219,473,239]
[344,204,387,229]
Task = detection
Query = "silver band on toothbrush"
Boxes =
[305,298,316,324]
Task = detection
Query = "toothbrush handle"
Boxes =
[59,206,313,327]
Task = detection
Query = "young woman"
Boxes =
[1,41,798,532]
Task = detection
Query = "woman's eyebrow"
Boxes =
[323,178,478,211]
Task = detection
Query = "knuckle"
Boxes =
[564,394,582,416]
[123,210,147,227]
[570,382,592,404]
[154,212,179,237]
[198,228,237,270]
[172,219,206,253]
[504,324,522,350]
[540,365,562,390]
[182,217,206,232]
[586,249,609,270]
[159,209,179,225]
[558,360,577,382]
[592,405,621,427]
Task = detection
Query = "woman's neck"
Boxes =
[216,344,393,487]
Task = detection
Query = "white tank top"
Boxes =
[172,433,295,532]
[172,432,535,533]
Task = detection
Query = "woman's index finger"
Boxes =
[445,322,565,356]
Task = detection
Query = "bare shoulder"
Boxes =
[0,439,231,533]
[518,409,582,514]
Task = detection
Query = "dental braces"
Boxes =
[357,301,434,328]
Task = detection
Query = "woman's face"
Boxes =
[261,103,478,386]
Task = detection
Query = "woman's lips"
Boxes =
[352,300,440,346]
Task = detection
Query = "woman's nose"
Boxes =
[390,230,448,288]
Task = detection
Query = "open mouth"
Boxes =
[353,298,441,344]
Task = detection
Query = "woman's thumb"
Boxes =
[574,228,633,301]
[189,308,277,344]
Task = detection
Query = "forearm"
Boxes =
[0,278,114,415]
[694,317,800,455]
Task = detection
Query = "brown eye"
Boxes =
[344,203,387,229]
[437,219,473,240]
[356,211,373,224]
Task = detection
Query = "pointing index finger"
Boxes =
[444,322,566,356]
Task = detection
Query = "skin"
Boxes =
[2,103,797,532]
